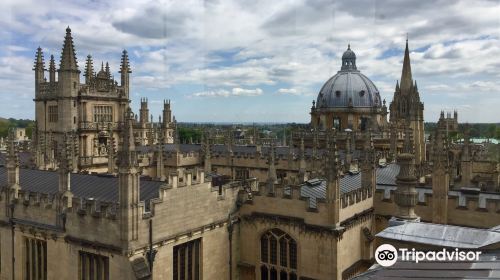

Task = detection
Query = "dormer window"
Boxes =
[359,90,365,97]
[335,91,341,97]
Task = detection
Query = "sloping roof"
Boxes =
[0,167,163,203]
[376,164,399,186]
[299,165,396,208]
[376,221,500,249]
[353,251,500,279]
[0,151,33,167]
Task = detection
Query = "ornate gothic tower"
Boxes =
[58,27,80,132]
[389,40,425,167]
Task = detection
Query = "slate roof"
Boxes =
[299,164,399,208]
[376,221,500,249]
[0,167,163,203]
[0,151,33,167]
[353,251,500,279]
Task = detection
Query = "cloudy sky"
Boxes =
[1,0,499,123]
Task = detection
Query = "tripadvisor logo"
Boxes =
[375,244,398,267]
[375,244,482,267]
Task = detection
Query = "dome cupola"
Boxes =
[341,44,357,71]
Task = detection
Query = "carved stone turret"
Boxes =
[298,133,307,183]
[360,130,376,192]
[119,50,131,98]
[325,133,341,228]
[118,108,140,248]
[203,131,212,173]
[266,141,278,195]
[58,133,74,209]
[391,124,420,225]
[6,130,20,202]
[432,128,449,224]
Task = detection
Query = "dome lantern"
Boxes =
[341,44,357,71]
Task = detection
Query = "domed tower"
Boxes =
[310,45,387,131]
[389,40,425,166]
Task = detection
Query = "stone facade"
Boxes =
[33,28,174,173]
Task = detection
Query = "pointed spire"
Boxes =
[118,108,137,168]
[84,55,94,84]
[414,80,418,91]
[59,26,79,72]
[49,54,56,83]
[119,50,131,74]
[400,38,413,93]
[105,62,110,79]
[395,80,400,92]
[267,141,278,193]
[33,46,45,71]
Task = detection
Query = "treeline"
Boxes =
[0,118,35,138]
[424,123,500,139]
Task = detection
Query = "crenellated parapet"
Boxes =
[340,185,372,208]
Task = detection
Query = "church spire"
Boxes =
[59,26,79,72]
[400,39,413,93]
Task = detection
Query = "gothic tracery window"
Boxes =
[260,229,298,280]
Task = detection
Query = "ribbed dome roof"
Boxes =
[316,45,381,109]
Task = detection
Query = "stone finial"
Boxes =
[203,130,212,173]
[6,129,21,201]
[119,49,131,74]
[84,55,94,84]
[118,107,138,169]
[33,46,45,71]
[58,133,73,208]
[105,62,111,79]
[266,140,278,194]
[393,126,419,222]
[59,27,79,71]
[49,54,56,83]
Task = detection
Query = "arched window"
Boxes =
[260,229,298,280]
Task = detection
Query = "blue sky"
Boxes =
[1,0,499,123]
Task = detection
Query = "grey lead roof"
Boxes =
[376,221,500,249]
[317,71,381,109]
[0,163,400,205]
[353,251,500,279]
[0,167,163,203]
[299,164,399,208]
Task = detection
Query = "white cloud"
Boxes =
[191,87,263,98]
[0,0,499,122]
